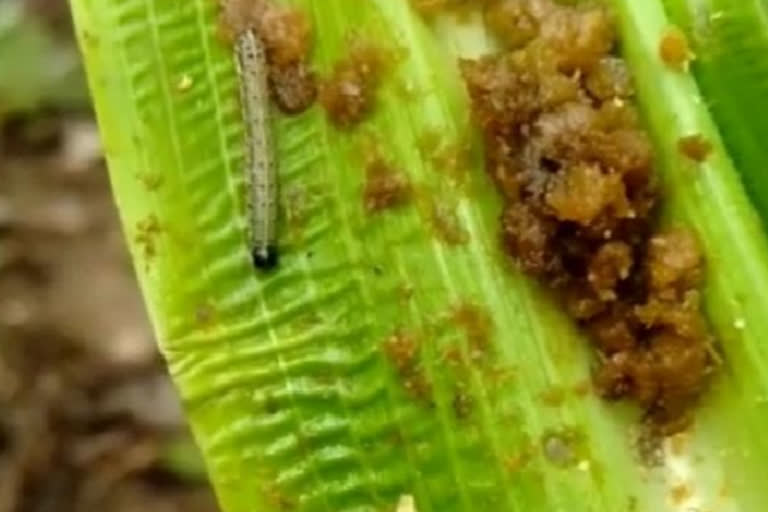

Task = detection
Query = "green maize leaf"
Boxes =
[70,0,768,511]
[661,0,768,230]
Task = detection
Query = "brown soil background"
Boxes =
[0,2,219,511]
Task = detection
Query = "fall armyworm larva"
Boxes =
[235,29,278,270]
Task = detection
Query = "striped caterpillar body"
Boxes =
[235,29,279,270]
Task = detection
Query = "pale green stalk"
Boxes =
[663,0,768,223]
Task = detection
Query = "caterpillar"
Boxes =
[235,29,279,270]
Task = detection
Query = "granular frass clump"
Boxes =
[462,0,715,432]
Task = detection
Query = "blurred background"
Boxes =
[0,1,219,510]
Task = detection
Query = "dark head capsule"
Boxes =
[252,244,279,270]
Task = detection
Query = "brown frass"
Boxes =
[363,156,412,213]
[678,134,713,162]
[461,0,714,431]
[320,42,394,128]
[219,0,317,114]
[384,330,434,404]
[659,26,693,70]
